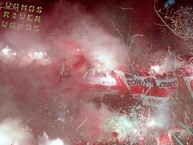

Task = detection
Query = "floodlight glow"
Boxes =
[1,46,16,58]
[151,65,160,72]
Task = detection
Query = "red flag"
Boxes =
[126,76,177,107]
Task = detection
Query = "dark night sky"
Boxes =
[0,0,193,54]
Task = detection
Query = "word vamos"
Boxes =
[0,1,43,32]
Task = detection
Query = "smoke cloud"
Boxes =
[0,118,34,145]
[0,0,129,144]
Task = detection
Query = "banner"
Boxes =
[83,76,116,86]
[183,76,193,99]
[126,76,177,107]
[83,69,130,90]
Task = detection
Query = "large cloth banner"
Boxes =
[183,76,193,99]
[126,76,177,107]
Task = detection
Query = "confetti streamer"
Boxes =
[178,122,193,136]
[76,117,88,132]
[154,0,191,39]
[171,132,183,145]
[185,111,191,124]
[130,100,141,121]
[112,21,136,75]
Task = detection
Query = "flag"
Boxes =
[183,76,193,98]
[126,76,177,107]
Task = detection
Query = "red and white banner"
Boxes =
[82,70,130,93]
[126,76,177,107]
[183,76,193,98]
